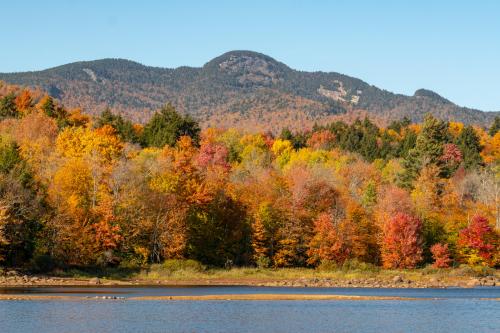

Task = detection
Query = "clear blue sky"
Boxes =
[1,0,499,110]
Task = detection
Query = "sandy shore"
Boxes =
[0,294,432,301]
[128,294,427,301]
[1,294,498,301]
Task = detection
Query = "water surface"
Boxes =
[1,286,498,333]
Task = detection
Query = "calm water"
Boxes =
[1,286,499,333]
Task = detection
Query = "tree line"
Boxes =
[0,83,499,271]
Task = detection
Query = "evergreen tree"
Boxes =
[456,126,483,169]
[361,180,377,209]
[279,128,307,149]
[141,104,200,148]
[279,127,293,141]
[489,116,500,136]
[388,117,411,132]
[95,108,139,143]
[0,93,18,120]
[39,96,56,118]
[398,129,417,157]
[400,114,449,187]
[358,118,380,161]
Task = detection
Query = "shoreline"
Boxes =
[0,274,498,289]
[0,294,431,301]
[2,266,499,289]
[0,293,498,302]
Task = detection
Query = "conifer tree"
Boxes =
[141,104,200,148]
[489,116,500,136]
[455,126,483,169]
[400,114,449,187]
[0,93,18,119]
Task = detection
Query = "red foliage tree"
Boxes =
[197,142,230,171]
[307,130,336,150]
[430,243,452,268]
[440,143,463,164]
[307,213,357,265]
[381,212,423,268]
[458,215,498,266]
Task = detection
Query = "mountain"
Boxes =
[0,51,497,130]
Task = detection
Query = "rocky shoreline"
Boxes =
[0,270,498,289]
[255,275,498,288]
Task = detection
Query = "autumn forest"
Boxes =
[0,82,499,273]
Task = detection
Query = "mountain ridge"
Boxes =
[0,50,497,130]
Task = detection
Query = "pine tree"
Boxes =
[38,95,56,118]
[455,126,483,169]
[489,116,500,136]
[95,108,139,143]
[141,104,200,148]
[400,114,449,187]
[0,93,18,119]
[361,180,377,209]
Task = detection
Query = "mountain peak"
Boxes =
[414,89,451,104]
[206,50,283,66]
[203,50,290,86]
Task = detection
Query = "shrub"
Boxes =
[317,259,379,272]
[431,243,452,268]
[255,256,271,269]
[162,259,205,273]
[316,260,339,272]
[341,258,380,272]
[30,254,56,273]
[449,264,495,277]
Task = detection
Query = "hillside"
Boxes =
[0,51,497,130]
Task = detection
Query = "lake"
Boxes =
[1,286,499,333]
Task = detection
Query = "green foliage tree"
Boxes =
[187,196,251,266]
[361,180,377,209]
[489,116,500,136]
[387,117,411,132]
[142,104,200,148]
[39,95,56,118]
[0,136,42,266]
[0,93,18,120]
[455,126,483,170]
[95,108,139,143]
[396,129,417,157]
[400,114,450,187]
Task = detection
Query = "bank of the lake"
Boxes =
[1,266,498,289]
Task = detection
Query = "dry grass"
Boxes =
[136,265,498,284]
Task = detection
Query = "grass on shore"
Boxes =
[46,259,498,283]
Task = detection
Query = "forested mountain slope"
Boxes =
[1,51,498,130]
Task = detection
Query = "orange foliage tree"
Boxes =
[381,212,423,268]
[431,243,452,268]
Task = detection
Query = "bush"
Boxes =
[469,265,496,277]
[316,260,339,272]
[450,264,496,277]
[431,243,452,268]
[317,259,379,272]
[255,256,271,269]
[30,255,56,273]
[162,259,205,273]
[341,259,380,272]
